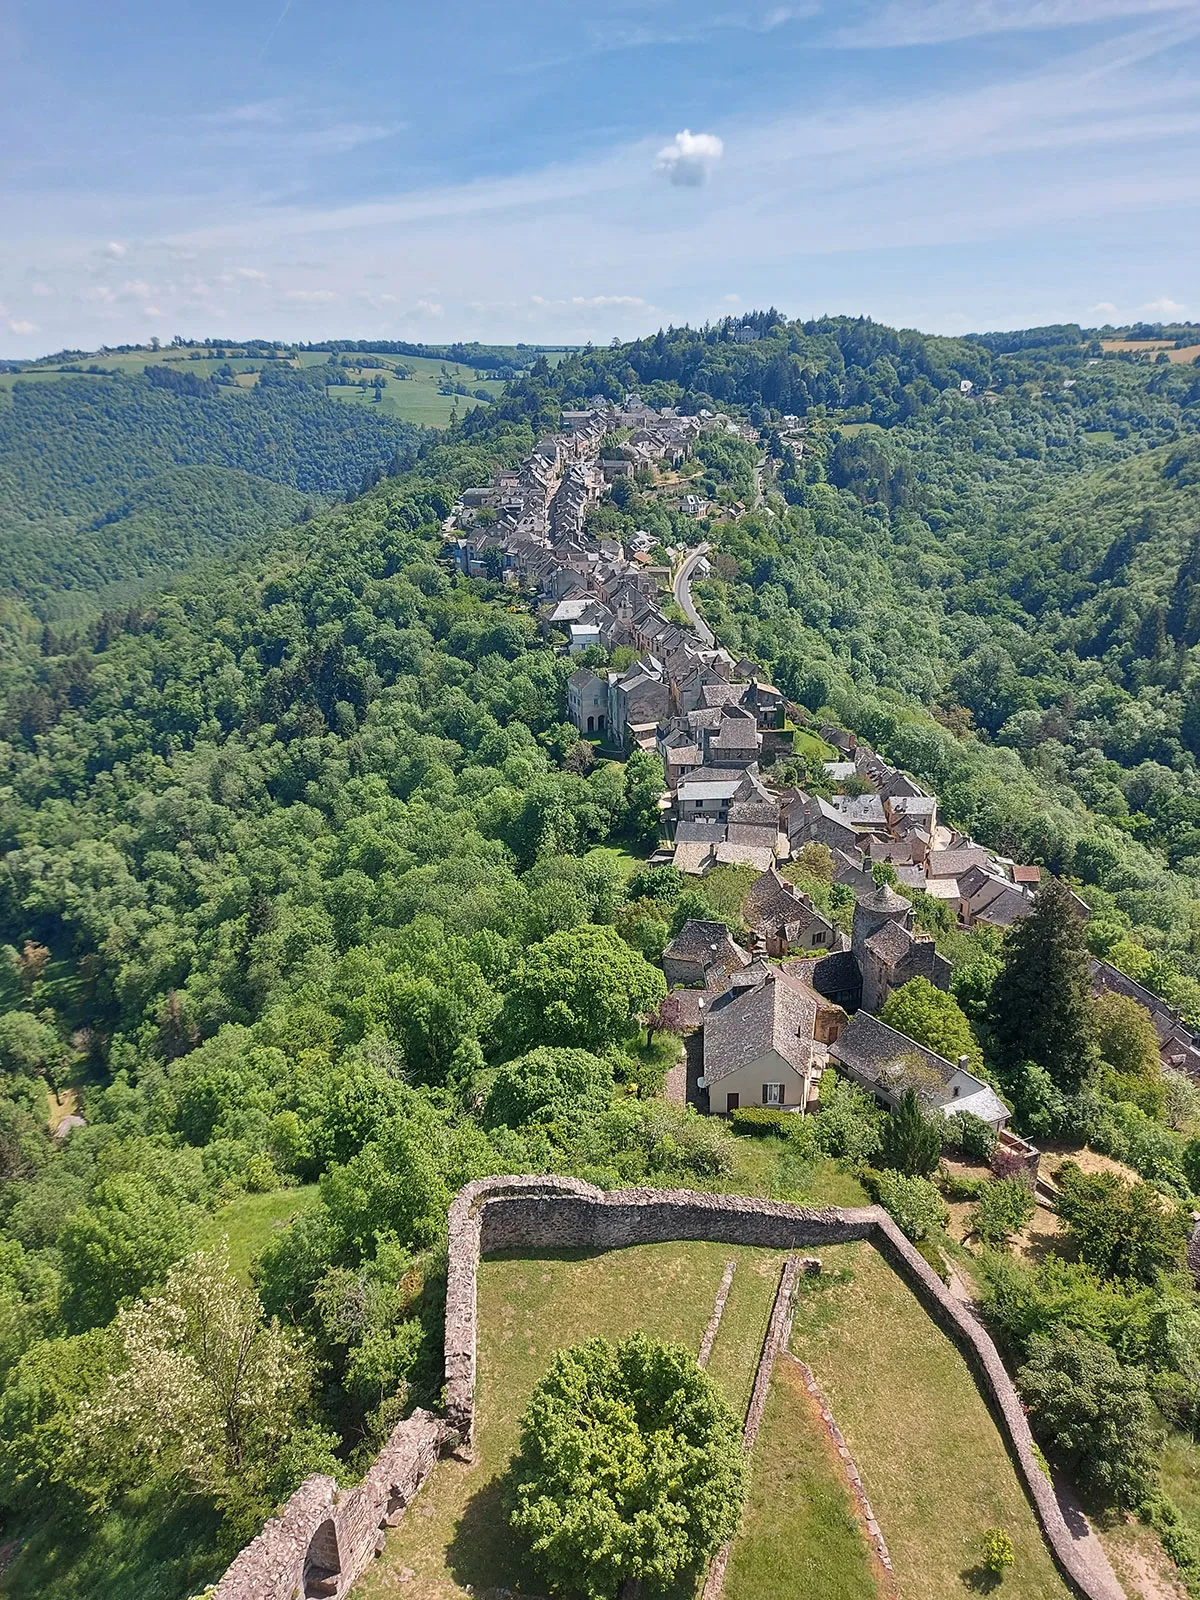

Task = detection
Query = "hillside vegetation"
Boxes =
[0,368,422,615]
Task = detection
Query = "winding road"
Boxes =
[673,542,716,648]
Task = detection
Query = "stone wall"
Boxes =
[444,1174,1123,1600]
[208,1409,449,1600]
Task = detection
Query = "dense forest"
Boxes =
[1,317,1200,1597]
[0,369,423,616]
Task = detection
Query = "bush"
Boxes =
[981,1528,1015,1575]
[870,1170,948,1242]
[730,1107,797,1136]
[973,1177,1036,1247]
[941,1171,986,1202]
[915,1236,950,1283]
[943,1110,998,1162]
[509,1334,747,1599]
[879,1088,943,1178]
[813,1072,883,1163]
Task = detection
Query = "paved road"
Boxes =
[673,542,716,648]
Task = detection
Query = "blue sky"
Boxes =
[2,0,1199,355]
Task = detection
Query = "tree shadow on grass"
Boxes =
[445,1469,545,1600]
[960,1564,1003,1593]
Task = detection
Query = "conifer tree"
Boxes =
[988,880,1095,1090]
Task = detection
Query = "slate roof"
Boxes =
[865,917,919,964]
[675,820,727,845]
[672,842,718,875]
[743,868,816,932]
[726,823,780,851]
[809,949,862,1001]
[854,882,912,917]
[927,847,991,879]
[703,971,817,1083]
[715,843,777,872]
[830,1012,1009,1125]
[728,801,780,829]
[832,794,887,828]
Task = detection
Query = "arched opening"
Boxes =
[303,1518,342,1598]
[586,715,594,732]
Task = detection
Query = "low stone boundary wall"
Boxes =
[785,1350,897,1594]
[697,1259,736,1369]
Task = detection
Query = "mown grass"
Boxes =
[724,1357,881,1600]
[355,1242,779,1600]
[724,1136,871,1208]
[197,1183,319,1284]
[791,1242,1073,1600]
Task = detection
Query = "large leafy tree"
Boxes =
[501,925,666,1053]
[483,1046,614,1133]
[987,881,1096,1090]
[1054,1163,1188,1286]
[1018,1331,1159,1508]
[879,977,983,1070]
[509,1333,746,1600]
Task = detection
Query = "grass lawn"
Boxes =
[724,1136,870,1209]
[197,1184,319,1284]
[354,1241,781,1600]
[790,724,840,761]
[792,1243,1073,1600]
[724,1357,881,1600]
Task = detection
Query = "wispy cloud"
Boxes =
[1088,293,1188,319]
[834,0,1197,47]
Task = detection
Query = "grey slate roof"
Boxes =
[703,971,817,1084]
[831,1012,1009,1125]
[675,820,728,845]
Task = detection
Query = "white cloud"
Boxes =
[237,267,270,282]
[283,288,337,302]
[656,129,725,186]
[8,319,38,335]
[836,0,1195,47]
[106,240,127,258]
[145,305,164,318]
[1142,294,1187,316]
[86,286,115,303]
[415,298,444,316]
[570,294,652,308]
[121,280,154,300]
[1087,293,1187,320]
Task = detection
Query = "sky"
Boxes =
[1,0,1199,356]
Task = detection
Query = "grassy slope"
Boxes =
[724,1357,881,1600]
[355,1242,781,1600]
[792,1243,1072,1600]
[197,1184,320,1285]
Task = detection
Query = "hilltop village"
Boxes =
[445,399,1200,1163]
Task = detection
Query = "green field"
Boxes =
[355,1242,784,1600]
[792,1243,1073,1600]
[1,344,505,428]
[724,1356,881,1600]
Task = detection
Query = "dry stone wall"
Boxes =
[211,1172,1122,1600]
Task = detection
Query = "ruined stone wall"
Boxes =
[208,1409,448,1600]
[211,1173,1121,1600]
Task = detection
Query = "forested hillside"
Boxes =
[1,314,1200,1597]
[469,317,1200,997]
[0,370,422,616]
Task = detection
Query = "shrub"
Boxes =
[509,1334,747,1599]
[973,1177,1036,1247]
[981,1528,1015,1575]
[730,1107,796,1136]
[870,1170,948,1242]
[915,1236,950,1282]
[813,1073,883,1163]
[943,1109,998,1162]
[941,1171,987,1201]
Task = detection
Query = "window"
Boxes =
[763,1083,784,1106]
[812,930,826,944]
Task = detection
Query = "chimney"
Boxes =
[957,1054,970,1073]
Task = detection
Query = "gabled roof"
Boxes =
[743,867,830,935]
[831,1012,1009,1124]
[927,847,991,879]
[704,971,817,1083]
[728,800,779,829]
